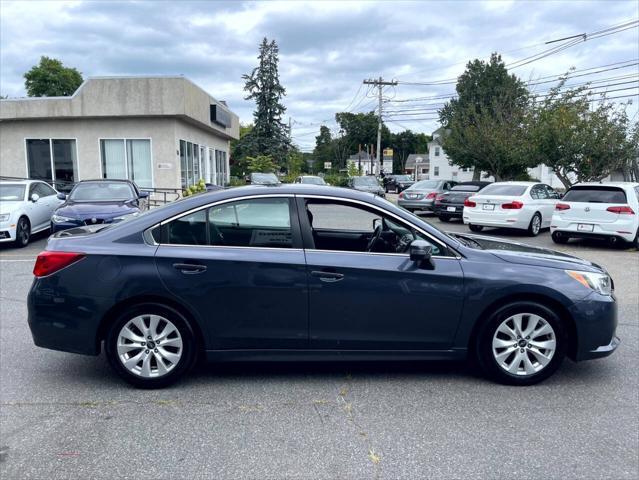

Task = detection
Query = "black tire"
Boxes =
[475,301,566,386]
[439,215,451,222]
[14,217,30,248]
[527,212,542,237]
[632,229,639,249]
[551,231,569,244]
[469,224,483,232]
[105,304,197,388]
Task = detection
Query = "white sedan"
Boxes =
[462,182,561,236]
[551,182,639,247]
[0,180,64,247]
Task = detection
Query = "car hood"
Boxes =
[457,233,603,272]
[56,201,138,218]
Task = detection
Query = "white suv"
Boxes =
[551,182,639,247]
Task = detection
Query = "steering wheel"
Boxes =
[366,223,384,252]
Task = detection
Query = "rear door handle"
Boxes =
[310,270,344,282]
[173,263,207,274]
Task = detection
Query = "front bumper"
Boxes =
[0,222,16,242]
[569,292,619,361]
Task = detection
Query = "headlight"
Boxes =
[52,214,75,223]
[113,211,140,222]
[566,270,612,296]
[0,213,9,222]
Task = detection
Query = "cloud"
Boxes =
[1,0,637,150]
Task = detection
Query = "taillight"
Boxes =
[435,195,445,201]
[555,203,571,211]
[33,251,85,277]
[426,192,437,199]
[606,205,635,215]
[398,191,404,199]
[464,198,476,207]
[502,201,524,209]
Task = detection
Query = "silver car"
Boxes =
[397,179,457,212]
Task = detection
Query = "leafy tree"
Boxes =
[528,80,636,188]
[313,125,334,171]
[230,123,254,176]
[287,151,305,176]
[241,38,290,164]
[24,56,83,97]
[335,112,392,158]
[246,155,278,173]
[439,53,533,180]
[389,130,431,173]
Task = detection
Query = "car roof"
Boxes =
[0,179,44,185]
[76,179,135,184]
[571,182,639,188]
[485,181,539,186]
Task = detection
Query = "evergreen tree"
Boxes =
[241,38,290,165]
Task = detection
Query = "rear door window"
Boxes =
[562,187,627,203]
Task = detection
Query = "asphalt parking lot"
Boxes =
[0,204,638,479]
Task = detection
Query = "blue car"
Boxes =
[28,185,618,388]
[51,179,149,232]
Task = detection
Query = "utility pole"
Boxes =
[363,77,397,174]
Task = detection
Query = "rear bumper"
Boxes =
[569,292,619,361]
[398,199,435,210]
[463,209,531,230]
[551,219,636,242]
[434,204,463,217]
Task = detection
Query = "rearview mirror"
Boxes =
[57,192,67,200]
[409,240,434,268]
[30,193,40,203]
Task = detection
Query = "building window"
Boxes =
[179,140,204,189]
[26,139,78,190]
[100,139,152,188]
[435,147,440,157]
[215,150,227,186]
[434,166,440,176]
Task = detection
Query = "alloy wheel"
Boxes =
[116,314,183,378]
[17,219,30,246]
[531,215,541,235]
[491,313,556,376]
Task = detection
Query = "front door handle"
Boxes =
[173,263,207,274]
[310,270,344,282]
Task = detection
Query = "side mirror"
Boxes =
[57,192,67,200]
[409,240,434,268]
[139,191,150,199]
[30,193,40,203]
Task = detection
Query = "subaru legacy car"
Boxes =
[28,185,618,388]
[51,179,149,232]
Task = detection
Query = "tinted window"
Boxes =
[167,210,207,245]
[69,182,135,201]
[35,183,56,197]
[208,198,292,248]
[308,203,378,231]
[451,185,480,192]
[301,177,326,185]
[531,185,549,199]
[479,184,528,196]
[411,180,439,189]
[353,177,379,187]
[562,187,627,203]
[0,184,25,201]
[250,173,279,185]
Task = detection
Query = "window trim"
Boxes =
[98,137,154,188]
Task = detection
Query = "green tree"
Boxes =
[287,151,305,176]
[439,53,532,180]
[24,56,83,97]
[528,80,636,188]
[335,112,392,158]
[313,125,334,171]
[246,155,278,173]
[389,130,431,173]
[230,123,254,177]
[242,38,290,165]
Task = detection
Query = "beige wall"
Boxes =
[0,117,230,189]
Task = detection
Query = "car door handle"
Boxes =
[310,270,344,282]
[172,263,207,274]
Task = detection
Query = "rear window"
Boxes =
[479,184,527,196]
[451,185,481,192]
[562,187,627,203]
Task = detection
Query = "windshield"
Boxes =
[69,182,136,202]
[251,173,279,184]
[395,175,412,182]
[451,185,481,192]
[410,180,439,190]
[562,186,627,203]
[0,184,25,201]
[302,177,326,185]
[479,184,528,196]
[353,177,379,187]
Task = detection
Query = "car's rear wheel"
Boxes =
[551,231,569,244]
[105,304,197,388]
[632,229,639,249]
[469,224,483,232]
[14,217,30,248]
[476,302,566,386]
[527,213,542,236]
[439,215,451,222]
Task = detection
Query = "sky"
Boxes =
[1,0,637,152]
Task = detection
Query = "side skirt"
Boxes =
[205,349,468,363]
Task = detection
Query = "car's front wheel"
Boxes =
[476,302,566,386]
[105,304,197,388]
[14,217,30,248]
[469,224,483,232]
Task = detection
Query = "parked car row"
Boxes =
[0,179,149,247]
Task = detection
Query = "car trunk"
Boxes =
[470,195,523,212]
[560,186,629,224]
